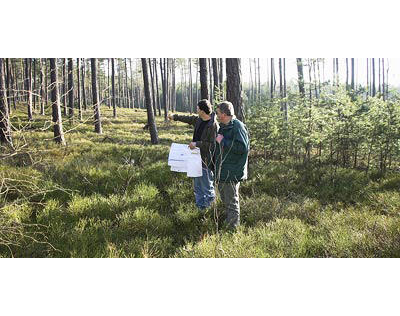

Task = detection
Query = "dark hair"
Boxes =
[197,99,212,115]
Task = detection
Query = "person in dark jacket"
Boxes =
[168,99,219,210]
[215,101,249,230]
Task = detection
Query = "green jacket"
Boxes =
[173,113,219,169]
[215,118,250,183]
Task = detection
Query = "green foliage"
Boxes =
[2,103,400,257]
[248,89,400,172]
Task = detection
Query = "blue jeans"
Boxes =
[193,168,215,210]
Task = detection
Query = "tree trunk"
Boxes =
[149,58,157,115]
[372,58,376,97]
[154,59,161,116]
[270,58,275,99]
[226,58,244,122]
[199,58,209,100]
[49,58,66,145]
[81,59,87,111]
[39,58,46,115]
[160,58,168,121]
[25,58,33,120]
[257,58,261,101]
[62,59,67,116]
[212,58,219,101]
[124,58,130,109]
[91,58,102,134]
[351,58,355,91]
[382,58,385,101]
[111,58,116,118]
[0,58,12,146]
[76,58,82,121]
[141,58,159,144]
[189,58,193,112]
[296,58,305,97]
[67,58,74,119]
[208,58,213,102]
[219,58,224,96]
[130,59,135,109]
[33,58,37,111]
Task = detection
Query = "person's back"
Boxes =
[215,117,249,183]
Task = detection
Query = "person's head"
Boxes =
[197,99,212,119]
[216,101,235,124]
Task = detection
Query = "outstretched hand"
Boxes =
[189,142,196,149]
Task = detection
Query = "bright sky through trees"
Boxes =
[241,58,400,88]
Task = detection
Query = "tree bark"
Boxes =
[154,59,161,116]
[0,58,12,146]
[199,58,209,100]
[25,58,33,120]
[296,58,305,97]
[141,58,159,144]
[212,58,219,101]
[67,58,74,118]
[372,58,376,97]
[49,58,66,145]
[226,58,244,122]
[76,58,82,121]
[111,58,116,118]
[91,58,102,134]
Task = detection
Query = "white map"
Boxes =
[168,143,202,177]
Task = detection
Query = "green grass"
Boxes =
[1,104,400,257]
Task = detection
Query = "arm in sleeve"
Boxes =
[173,114,198,127]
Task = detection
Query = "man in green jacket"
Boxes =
[168,99,219,210]
[215,101,249,230]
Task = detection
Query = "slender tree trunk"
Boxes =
[351,58,355,91]
[111,58,116,118]
[378,58,381,94]
[149,58,157,115]
[195,60,199,103]
[124,58,130,108]
[366,58,369,97]
[62,59,67,116]
[49,58,66,145]
[91,58,102,134]
[249,58,253,104]
[81,59,87,111]
[257,58,261,101]
[270,58,275,99]
[189,58,193,112]
[219,58,224,97]
[160,58,168,121]
[33,58,37,111]
[0,58,12,146]
[296,58,305,97]
[4,59,11,114]
[25,58,33,120]
[283,58,287,121]
[172,58,176,112]
[212,58,219,101]
[130,58,135,109]
[154,59,161,116]
[345,58,349,90]
[279,58,283,98]
[382,58,386,101]
[372,58,376,97]
[76,58,82,121]
[7,59,16,110]
[208,58,213,102]
[141,58,159,144]
[335,58,339,87]
[67,58,74,119]
[39,58,46,115]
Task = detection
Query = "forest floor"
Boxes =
[1,106,400,257]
